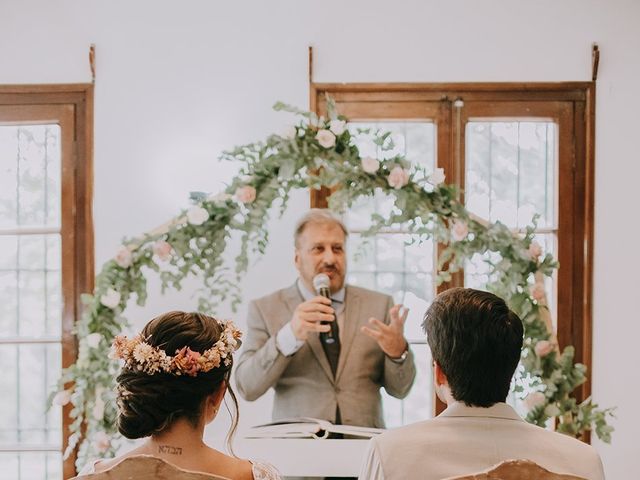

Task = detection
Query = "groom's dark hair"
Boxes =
[422,288,523,407]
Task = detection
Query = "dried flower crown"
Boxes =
[111,320,242,377]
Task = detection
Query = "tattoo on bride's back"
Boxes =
[158,445,183,455]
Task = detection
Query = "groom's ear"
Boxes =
[434,362,448,386]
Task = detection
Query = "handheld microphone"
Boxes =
[312,273,338,345]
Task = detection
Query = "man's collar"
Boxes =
[296,278,345,303]
[438,401,524,422]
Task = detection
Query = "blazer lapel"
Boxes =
[335,285,360,383]
[283,283,334,383]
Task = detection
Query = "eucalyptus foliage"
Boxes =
[54,99,614,470]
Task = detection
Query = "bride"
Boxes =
[78,311,280,480]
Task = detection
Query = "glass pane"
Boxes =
[0,125,61,228]
[0,271,18,335]
[383,343,433,427]
[0,344,62,446]
[466,121,556,229]
[0,451,62,480]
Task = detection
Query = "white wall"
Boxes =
[1,0,638,476]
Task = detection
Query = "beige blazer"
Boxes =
[359,402,605,480]
[234,283,416,428]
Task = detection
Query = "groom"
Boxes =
[235,209,416,429]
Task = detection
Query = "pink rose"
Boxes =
[387,166,410,189]
[235,185,257,204]
[52,389,72,406]
[93,431,111,454]
[152,240,172,261]
[361,156,380,174]
[315,129,336,149]
[451,220,469,242]
[530,282,546,301]
[114,246,132,269]
[523,391,546,411]
[528,241,543,260]
[534,340,554,357]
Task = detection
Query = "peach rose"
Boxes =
[315,129,336,149]
[387,166,410,189]
[534,340,555,357]
[530,282,546,301]
[523,391,546,411]
[528,241,543,260]
[235,185,257,204]
[361,156,380,174]
[152,240,172,261]
[114,246,132,269]
[451,220,469,242]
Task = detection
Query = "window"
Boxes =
[0,86,94,479]
[311,83,594,423]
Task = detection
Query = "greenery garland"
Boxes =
[52,99,614,470]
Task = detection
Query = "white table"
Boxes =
[236,438,371,477]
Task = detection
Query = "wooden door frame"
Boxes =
[0,84,94,478]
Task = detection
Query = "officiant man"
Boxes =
[235,209,416,428]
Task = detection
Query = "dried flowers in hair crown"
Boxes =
[111,320,242,377]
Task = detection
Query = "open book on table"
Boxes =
[245,417,384,439]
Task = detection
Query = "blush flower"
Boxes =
[523,391,546,411]
[114,246,133,269]
[315,129,336,149]
[361,156,380,174]
[530,282,546,302]
[100,288,121,310]
[528,241,543,260]
[329,119,347,136]
[534,340,555,357]
[387,166,410,189]
[152,240,172,261]
[173,347,201,377]
[133,342,154,364]
[428,167,446,186]
[93,431,111,454]
[451,220,469,242]
[235,185,257,204]
[52,389,72,406]
[186,206,209,226]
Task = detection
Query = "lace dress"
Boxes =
[78,457,281,479]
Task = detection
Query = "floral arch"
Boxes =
[53,99,613,469]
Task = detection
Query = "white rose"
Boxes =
[186,206,209,226]
[315,129,336,149]
[329,119,346,136]
[387,166,410,189]
[52,389,72,406]
[523,391,546,411]
[100,288,121,309]
[86,333,102,349]
[114,246,132,269]
[428,167,446,186]
[282,125,297,140]
[361,156,380,174]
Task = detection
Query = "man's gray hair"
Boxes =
[294,209,349,248]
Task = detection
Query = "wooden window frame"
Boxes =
[0,84,94,478]
[310,82,595,419]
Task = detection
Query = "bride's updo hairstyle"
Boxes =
[115,311,241,446]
